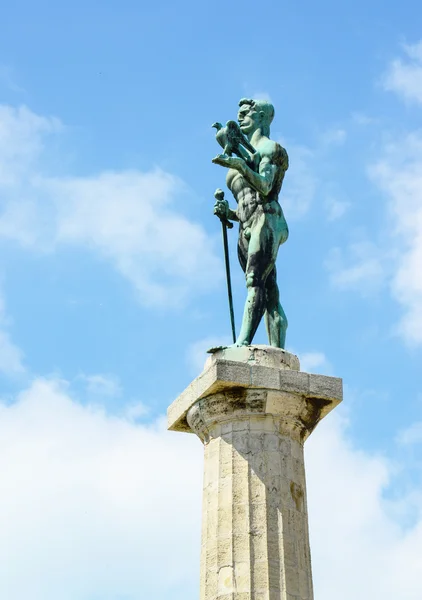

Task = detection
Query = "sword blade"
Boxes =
[221,221,236,344]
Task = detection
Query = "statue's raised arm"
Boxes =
[212,98,289,349]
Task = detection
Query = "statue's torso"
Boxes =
[226,170,260,223]
[226,146,287,228]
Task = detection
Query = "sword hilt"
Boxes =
[214,188,234,229]
[220,218,233,229]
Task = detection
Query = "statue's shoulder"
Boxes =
[260,139,289,170]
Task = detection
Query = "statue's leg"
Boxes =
[264,266,288,348]
[237,233,247,273]
[236,218,274,346]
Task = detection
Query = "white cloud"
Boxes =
[299,351,331,374]
[123,400,149,421]
[1,378,422,599]
[281,129,351,221]
[241,88,273,103]
[384,41,422,105]
[397,420,422,445]
[0,65,26,94]
[369,131,422,344]
[250,91,273,103]
[0,104,61,186]
[0,377,202,600]
[0,330,24,376]
[325,43,422,345]
[325,241,386,293]
[324,195,351,221]
[282,144,317,219]
[0,291,25,376]
[0,104,221,306]
[307,413,422,600]
[320,127,347,146]
[352,112,377,126]
[78,373,122,397]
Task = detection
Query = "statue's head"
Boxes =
[238,98,275,137]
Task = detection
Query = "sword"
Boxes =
[214,189,236,344]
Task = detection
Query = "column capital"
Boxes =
[168,345,342,443]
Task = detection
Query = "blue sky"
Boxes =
[1,1,422,598]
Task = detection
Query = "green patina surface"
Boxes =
[212,98,289,349]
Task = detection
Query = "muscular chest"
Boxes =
[226,169,256,199]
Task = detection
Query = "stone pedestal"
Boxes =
[168,345,342,600]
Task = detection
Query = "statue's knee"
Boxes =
[246,271,261,288]
[274,312,288,329]
[279,310,288,330]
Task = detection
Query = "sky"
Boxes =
[1,0,422,598]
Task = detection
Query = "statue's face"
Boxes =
[238,103,262,134]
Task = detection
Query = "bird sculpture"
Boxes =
[212,120,256,165]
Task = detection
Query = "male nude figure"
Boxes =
[213,98,289,348]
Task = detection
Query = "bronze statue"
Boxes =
[212,98,289,348]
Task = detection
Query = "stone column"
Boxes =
[168,345,342,600]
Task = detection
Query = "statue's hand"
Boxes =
[212,154,246,172]
[214,197,230,220]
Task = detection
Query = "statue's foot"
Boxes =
[206,342,250,353]
[207,345,228,354]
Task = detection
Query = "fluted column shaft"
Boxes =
[188,389,313,600]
